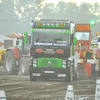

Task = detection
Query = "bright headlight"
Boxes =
[33,59,37,67]
[62,60,66,68]
[33,64,37,67]
[33,59,37,64]
[62,65,66,68]
[62,60,66,65]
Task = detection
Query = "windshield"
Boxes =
[33,32,70,43]
[15,38,22,47]
[75,32,89,40]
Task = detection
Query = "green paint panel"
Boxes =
[50,47,58,48]
[36,46,44,48]
[66,30,71,33]
[37,58,62,67]
[31,29,34,32]
[31,28,71,33]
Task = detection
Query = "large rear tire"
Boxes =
[4,51,19,75]
[20,57,29,75]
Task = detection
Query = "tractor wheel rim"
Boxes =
[21,61,25,73]
[6,56,12,71]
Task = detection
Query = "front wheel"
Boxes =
[65,67,73,82]
[20,57,29,75]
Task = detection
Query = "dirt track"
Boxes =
[0,74,98,100]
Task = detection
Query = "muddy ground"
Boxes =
[0,73,98,100]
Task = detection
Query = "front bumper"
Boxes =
[29,67,70,78]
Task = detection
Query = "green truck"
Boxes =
[29,19,77,82]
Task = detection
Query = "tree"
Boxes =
[55,1,68,19]
[0,0,15,20]
[40,2,55,19]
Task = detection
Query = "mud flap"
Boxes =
[30,72,37,81]
[65,67,72,82]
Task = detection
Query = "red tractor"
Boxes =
[4,32,31,75]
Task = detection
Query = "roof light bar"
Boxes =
[36,21,66,28]
[38,22,41,26]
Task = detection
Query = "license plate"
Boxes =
[45,71,54,73]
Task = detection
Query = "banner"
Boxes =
[32,42,70,47]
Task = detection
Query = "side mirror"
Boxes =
[73,37,77,45]
[70,34,74,45]
[24,32,28,44]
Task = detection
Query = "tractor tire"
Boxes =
[4,51,19,75]
[20,57,29,75]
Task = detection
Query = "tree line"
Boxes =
[0,0,100,39]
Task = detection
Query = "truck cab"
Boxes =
[29,19,77,82]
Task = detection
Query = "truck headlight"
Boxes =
[62,60,66,68]
[33,64,37,67]
[33,59,37,67]
[33,59,37,64]
[62,60,66,65]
